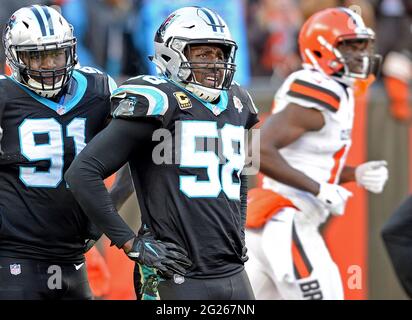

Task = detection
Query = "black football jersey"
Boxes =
[111,75,258,278]
[0,68,115,262]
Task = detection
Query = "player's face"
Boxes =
[337,39,374,74]
[186,44,225,88]
[19,48,67,85]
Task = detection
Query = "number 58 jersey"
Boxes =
[111,75,259,278]
[0,68,115,262]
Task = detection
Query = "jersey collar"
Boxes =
[169,79,228,116]
[8,70,87,115]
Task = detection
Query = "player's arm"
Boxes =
[239,172,248,262]
[339,166,356,183]
[109,164,134,211]
[65,118,156,248]
[65,118,191,277]
[257,103,324,195]
[256,103,352,215]
[340,162,388,193]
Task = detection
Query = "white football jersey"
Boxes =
[263,68,355,218]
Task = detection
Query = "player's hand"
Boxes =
[355,160,388,194]
[316,182,353,216]
[126,231,192,278]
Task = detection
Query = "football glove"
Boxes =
[127,231,192,279]
[355,160,388,194]
[316,182,353,216]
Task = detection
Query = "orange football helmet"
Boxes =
[298,7,381,80]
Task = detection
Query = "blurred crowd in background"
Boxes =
[1,1,410,102]
[0,0,410,300]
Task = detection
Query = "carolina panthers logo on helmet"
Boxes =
[155,13,177,43]
[7,15,17,29]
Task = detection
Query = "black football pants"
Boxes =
[0,257,92,300]
[134,264,255,300]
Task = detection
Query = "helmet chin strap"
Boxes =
[27,76,64,98]
[184,82,221,103]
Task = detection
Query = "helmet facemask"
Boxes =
[334,37,381,80]
[2,6,78,99]
[9,40,77,98]
[179,41,236,101]
[151,7,238,102]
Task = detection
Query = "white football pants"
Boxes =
[245,207,344,300]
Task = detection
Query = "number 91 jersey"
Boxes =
[0,68,115,262]
[111,75,259,278]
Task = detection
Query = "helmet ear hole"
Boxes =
[314,50,322,58]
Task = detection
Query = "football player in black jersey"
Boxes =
[0,5,187,300]
[66,6,259,300]
[382,196,412,298]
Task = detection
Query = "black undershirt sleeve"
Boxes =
[109,164,135,211]
[65,118,159,248]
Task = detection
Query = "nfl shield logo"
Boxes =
[10,264,21,276]
[212,105,222,116]
[56,105,66,115]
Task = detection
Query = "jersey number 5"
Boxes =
[19,118,86,187]
[179,121,245,200]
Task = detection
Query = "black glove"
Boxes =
[127,231,192,278]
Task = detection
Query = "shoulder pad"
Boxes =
[111,75,169,119]
[231,83,259,115]
[284,69,345,112]
[74,67,116,95]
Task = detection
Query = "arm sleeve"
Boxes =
[109,164,135,211]
[240,173,248,245]
[65,118,158,248]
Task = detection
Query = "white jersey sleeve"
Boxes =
[263,69,355,221]
[273,69,348,115]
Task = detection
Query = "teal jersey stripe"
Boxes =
[112,85,168,116]
[8,70,87,115]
